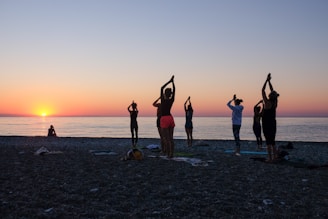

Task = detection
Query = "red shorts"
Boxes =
[160,115,175,128]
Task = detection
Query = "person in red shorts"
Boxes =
[160,75,175,158]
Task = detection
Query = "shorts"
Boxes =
[160,115,175,128]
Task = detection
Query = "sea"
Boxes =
[0,117,327,142]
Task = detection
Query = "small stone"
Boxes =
[90,188,99,193]
[44,208,53,213]
[263,199,273,205]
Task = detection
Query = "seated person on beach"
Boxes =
[47,125,57,137]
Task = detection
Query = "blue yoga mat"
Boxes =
[224,149,267,155]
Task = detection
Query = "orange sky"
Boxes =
[1,73,327,117]
[1,1,328,117]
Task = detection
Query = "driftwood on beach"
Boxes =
[0,136,327,218]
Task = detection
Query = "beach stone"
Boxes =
[0,137,328,218]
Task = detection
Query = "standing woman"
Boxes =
[253,100,263,150]
[184,96,193,147]
[227,94,244,156]
[128,101,138,147]
[262,73,279,162]
[153,97,164,153]
[160,75,175,158]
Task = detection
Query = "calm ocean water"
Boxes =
[0,117,327,142]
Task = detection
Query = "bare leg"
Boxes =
[135,127,138,147]
[167,127,175,158]
[157,127,165,153]
[161,128,170,157]
[189,128,193,146]
[267,145,273,162]
[256,137,262,150]
[185,127,189,146]
[130,127,135,147]
[186,128,193,146]
[185,127,191,146]
[272,145,278,159]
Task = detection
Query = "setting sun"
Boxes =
[33,106,54,117]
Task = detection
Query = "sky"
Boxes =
[1,0,328,117]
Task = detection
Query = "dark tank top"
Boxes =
[130,111,138,126]
[263,107,276,124]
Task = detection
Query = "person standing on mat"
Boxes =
[128,101,138,148]
[160,75,175,158]
[262,73,279,162]
[184,96,193,147]
[227,94,244,156]
[153,97,164,153]
[253,100,263,150]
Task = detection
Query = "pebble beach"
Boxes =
[0,136,327,218]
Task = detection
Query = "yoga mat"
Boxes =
[148,155,209,166]
[224,149,267,155]
[89,150,117,156]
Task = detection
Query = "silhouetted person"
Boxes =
[253,100,263,150]
[184,96,193,147]
[160,75,175,158]
[262,73,279,162]
[227,94,244,156]
[47,125,57,137]
[153,97,164,153]
[128,101,138,147]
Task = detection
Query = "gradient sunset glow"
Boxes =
[1,1,328,117]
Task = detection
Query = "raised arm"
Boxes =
[262,74,270,102]
[153,97,160,107]
[127,102,133,112]
[268,80,274,92]
[184,96,190,111]
[171,77,175,101]
[161,75,174,99]
[254,100,263,111]
[254,100,263,108]
[227,95,235,110]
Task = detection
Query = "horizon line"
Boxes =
[0,114,327,118]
